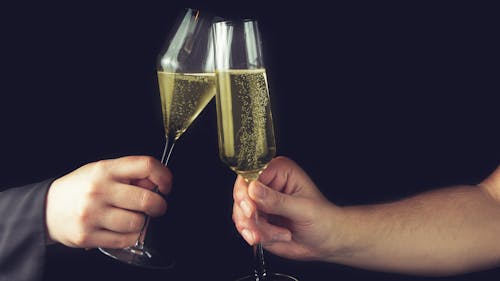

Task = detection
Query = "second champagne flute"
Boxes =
[212,20,298,281]
[99,8,216,269]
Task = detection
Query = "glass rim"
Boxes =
[213,19,258,25]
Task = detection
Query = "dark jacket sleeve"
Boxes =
[0,179,54,281]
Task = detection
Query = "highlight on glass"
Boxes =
[99,8,216,269]
[212,19,299,281]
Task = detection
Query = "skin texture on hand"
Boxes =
[233,156,500,276]
[45,155,172,249]
[232,156,342,261]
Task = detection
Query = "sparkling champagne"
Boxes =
[215,69,276,180]
[157,72,216,140]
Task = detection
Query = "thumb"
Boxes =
[248,180,303,219]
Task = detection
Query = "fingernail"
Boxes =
[241,229,254,245]
[253,181,267,199]
[240,200,252,218]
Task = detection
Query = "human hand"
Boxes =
[45,156,172,249]
[232,156,340,261]
[480,165,500,203]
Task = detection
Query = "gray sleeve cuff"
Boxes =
[0,178,55,281]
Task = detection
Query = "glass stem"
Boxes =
[161,135,177,166]
[135,135,176,250]
[253,234,268,280]
[243,174,268,280]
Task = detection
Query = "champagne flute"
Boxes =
[99,8,216,269]
[212,20,298,281]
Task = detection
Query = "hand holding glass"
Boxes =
[99,8,216,269]
[213,20,298,281]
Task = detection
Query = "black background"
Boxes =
[1,0,499,280]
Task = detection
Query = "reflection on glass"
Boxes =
[99,8,216,269]
[213,20,299,281]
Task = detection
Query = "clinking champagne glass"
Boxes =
[212,20,298,281]
[99,8,216,269]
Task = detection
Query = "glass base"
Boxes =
[236,272,299,281]
[99,246,174,270]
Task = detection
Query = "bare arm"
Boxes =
[233,157,500,276]
[331,181,500,275]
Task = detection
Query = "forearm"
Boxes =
[327,184,500,276]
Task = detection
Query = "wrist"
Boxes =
[315,203,353,263]
[320,204,371,264]
[44,178,60,245]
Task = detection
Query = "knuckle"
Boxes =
[233,187,245,201]
[274,156,291,165]
[84,162,108,199]
[139,190,150,209]
[93,159,109,174]
[232,204,243,220]
[75,203,92,225]
[232,212,239,223]
[73,230,91,247]
[233,179,248,201]
[140,156,156,172]
[276,192,287,209]
[233,219,244,231]
[84,182,102,200]
[128,214,145,232]
[139,191,155,214]
[274,155,288,161]
[232,213,247,230]
[74,199,97,233]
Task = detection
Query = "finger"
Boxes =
[233,203,256,245]
[255,218,292,245]
[84,230,139,249]
[104,182,167,217]
[262,240,303,261]
[248,180,304,219]
[233,200,258,231]
[97,206,145,233]
[233,200,291,246]
[106,156,173,195]
[260,156,321,196]
[131,178,157,190]
[233,175,250,202]
[258,156,295,188]
[233,175,255,218]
